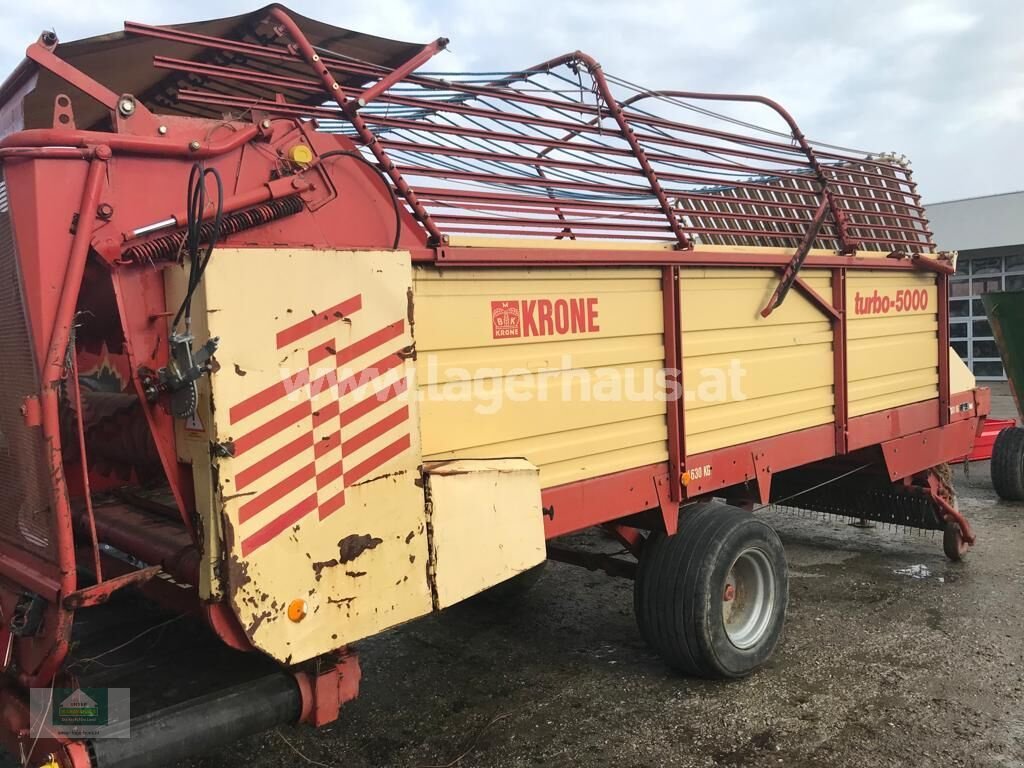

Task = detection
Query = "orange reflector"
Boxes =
[287,599,307,622]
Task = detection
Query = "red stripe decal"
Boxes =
[342,405,410,455]
[230,370,309,425]
[341,377,408,424]
[236,432,314,490]
[316,460,344,489]
[309,371,337,397]
[337,320,405,366]
[241,493,318,556]
[238,462,316,524]
[233,400,311,456]
[308,342,337,367]
[276,295,362,350]
[337,353,403,398]
[345,433,411,486]
[318,489,347,520]
[314,431,341,459]
[311,400,340,429]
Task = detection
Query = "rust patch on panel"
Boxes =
[312,558,339,581]
[339,534,382,563]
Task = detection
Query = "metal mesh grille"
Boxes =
[0,175,56,560]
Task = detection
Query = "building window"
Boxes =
[974,360,1005,378]
[972,256,1002,274]
[973,276,1001,295]
[1006,253,1024,271]
[973,339,1001,358]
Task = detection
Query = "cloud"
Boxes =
[0,0,1019,202]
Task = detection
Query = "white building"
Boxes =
[928,190,1024,381]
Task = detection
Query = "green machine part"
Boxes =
[982,290,1024,421]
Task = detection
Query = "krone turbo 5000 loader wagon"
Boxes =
[0,6,988,766]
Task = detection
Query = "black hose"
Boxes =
[317,149,403,249]
[172,163,224,331]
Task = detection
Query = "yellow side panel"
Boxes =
[680,268,835,455]
[426,459,546,608]
[172,249,432,664]
[413,267,668,488]
[846,271,938,417]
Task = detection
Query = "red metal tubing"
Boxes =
[823,166,922,198]
[397,163,655,197]
[356,38,450,106]
[620,92,923,179]
[44,154,108,381]
[400,165,874,229]
[843,219,932,237]
[435,245,939,267]
[68,351,102,582]
[522,52,686,247]
[662,267,683,501]
[832,191,926,213]
[360,108,815,172]
[0,147,96,161]
[416,186,665,214]
[429,204,666,224]
[149,17,928,251]
[125,20,296,61]
[0,125,259,158]
[621,90,854,250]
[429,213,671,232]
[170,92,837,205]
[25,153,108,687]
[678,206,833,229]
[153,55,323,94]
[440,226,672,241]
[267,6,445,244]
[378,138,647,180]
[937,271,951,425]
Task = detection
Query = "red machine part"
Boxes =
[294,650,362,728]
[959,418,1016,461]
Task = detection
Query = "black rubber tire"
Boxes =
[634,501,788,678]
[991,426,1024,501]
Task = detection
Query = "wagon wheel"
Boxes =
[634,501,788,678]
[943,521,969,562]
[991,426,1024,501]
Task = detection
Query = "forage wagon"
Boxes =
[0,6,987,766]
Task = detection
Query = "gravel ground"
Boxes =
[181,387,1024,768]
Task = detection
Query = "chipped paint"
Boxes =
[173,248,432,663]
[339,534,382,564]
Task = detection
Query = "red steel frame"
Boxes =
[0,8,987,765]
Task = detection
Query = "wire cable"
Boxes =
[316,149,403,249]
[172,163,224,332]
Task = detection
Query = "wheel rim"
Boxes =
[722,547,776,650]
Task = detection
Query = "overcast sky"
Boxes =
[0,0,1020,203]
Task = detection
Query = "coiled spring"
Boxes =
[123,195,304,263]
